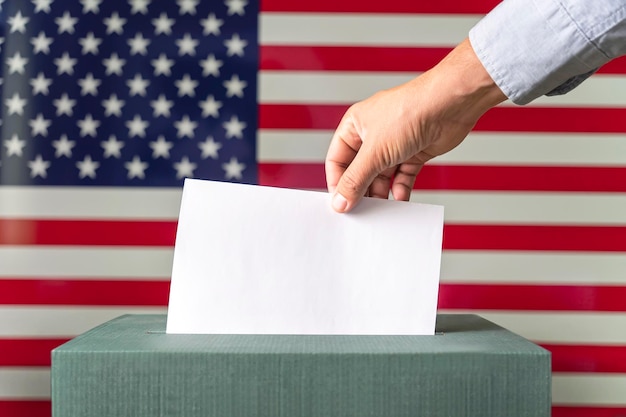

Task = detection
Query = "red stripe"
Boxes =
[260,0,499,14]
[444,224,626,252]
[0,279,169,306]
[260,46,448,72]
[0,338,69,367]
[259,104,626,133]
[543,344,626,373]
[597,56,626,74]
[3,337,626,373]
[0,219,177,246]
[259,163,626,192]
[552,407,626,417]
[0,402,624,417]
[439,284,626,312]
[261,47,626,75]
[2,219,625,251]
[3,280,626,311]
[0,401,50,417]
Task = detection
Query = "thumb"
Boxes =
[331,147,381,213]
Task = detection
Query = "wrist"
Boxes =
[429,38,507,121]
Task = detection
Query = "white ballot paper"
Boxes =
[166,179,444,335]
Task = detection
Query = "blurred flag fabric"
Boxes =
[1,1,626,416]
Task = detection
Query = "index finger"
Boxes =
[324,116,362,194]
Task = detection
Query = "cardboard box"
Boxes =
[52,314,550,417]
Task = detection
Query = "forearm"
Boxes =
[423,38,507,129]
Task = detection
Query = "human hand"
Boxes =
[325,38,506,213]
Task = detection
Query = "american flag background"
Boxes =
[1,0,626,415]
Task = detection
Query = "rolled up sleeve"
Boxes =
[469,0,626,104]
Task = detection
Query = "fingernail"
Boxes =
[331,192,348,212]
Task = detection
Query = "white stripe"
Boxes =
[410,192,626,225]
[258,130,331,162]
[433,132,626,166]
[1,248,625,286]
[441,251,626,285]
[2,370,625,407]
[260,72,416,103]
[437,311,626,344]
[0,368,49,399]
[553,373,626,406]
[0,186,181,219]
[0,307,167,337]
[18,187,626,226]
[259,72,626,106]
[258,130,626,166]
[0,247,173,279]
[1,308,624,344]
[259,13,478,46]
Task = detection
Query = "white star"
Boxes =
[5,93,27,115]
[53,93,76,116]
[224,74,247,98]
[32,0,54,13]
[126,115,149,137]
[125,155,148,179]
[149,136,173,159]
[4,134,26,157]
[177,0,199,15]
[129,0,151,14]
[222,157,246,179]
[199,95,222,118]
[76,155,100,179]
[199,136,222,159]
[79,32,102,55]
[152,13,175,35]
[201,13,223,36]
[104,12,126,35]
[78,73,101,96]
[31,32,53,54]
[55,11,78,34]
[175,74,198,97]
[29,114,51,137]
[30,73,52,95]
[224,33,247,57]
[127,74,150,96]
[101,135,124,158]
[151,54,174,76]
[128,33,150,55]
[173,156,197,179]
[225,0,247,16]
[8,11,29,33]
[7,52,28,74]
[174,115,197,138]
[77,114,101,137]
[150,94,173,117]
[103,53,126,75]
[176,33,198,56]
[200,54,222,77]
[102,94,125,117]
[28,155,51,178]
[81,0,102,13]
[52,134,75,158]
[223,115,246,139]
[54,52,77,75]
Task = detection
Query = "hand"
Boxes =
[325,38,507,213]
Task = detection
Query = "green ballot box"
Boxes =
[52,314,550,417]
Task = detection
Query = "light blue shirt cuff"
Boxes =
[469,0,626,104]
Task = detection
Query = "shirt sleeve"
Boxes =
[469,0,626,105]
